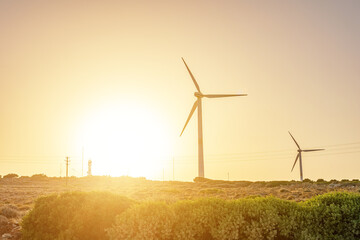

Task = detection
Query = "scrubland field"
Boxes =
[1,176,360,239]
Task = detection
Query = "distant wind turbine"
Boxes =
[180,58,247,178]
[289,131,324,181]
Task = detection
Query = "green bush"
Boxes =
[172,198,226,240]
[22,192,134,240]
[22,191,360,240]
[107,192,360,240]
[107,197,302,240]
[300,192,360,239]
[107,202,175,240]
[171,197,301,240]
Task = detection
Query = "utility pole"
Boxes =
[87,159,92,176]
[173,157,174,181]
[82,147,84,177]
[227,172,229,181]
[65,156,70,185]
[163,168,164,182]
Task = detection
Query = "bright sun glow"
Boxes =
[80,102,172,178]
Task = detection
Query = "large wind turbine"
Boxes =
[180,58,247,178]
[289,131,324,181]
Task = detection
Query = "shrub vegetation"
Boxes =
[22,191,360,240]
[0,204,19,218]
[31,173,48,180]
[107,192,360,240]
[3,173,18,179]
[22,192,134,240]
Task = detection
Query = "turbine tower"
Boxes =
[180,58,247,178]
[289,131,324,181]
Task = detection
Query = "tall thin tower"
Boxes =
[65,156,70,185]
[87,159,92,176]
[180,58,247,178]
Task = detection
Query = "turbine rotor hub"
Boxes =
[297,149,302,152]
[194,92,203,98]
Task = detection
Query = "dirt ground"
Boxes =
[1,176,359,239]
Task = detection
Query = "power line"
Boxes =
[308,150,360,157]
[172,149,360,164]
[0,141,358,161]
[0,148,357,165]
[319,141,360,148]
[174,142,360,159]
[0,140,359,168]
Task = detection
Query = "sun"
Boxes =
[80,101,172,178]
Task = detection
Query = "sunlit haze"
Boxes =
[1,0,359,181]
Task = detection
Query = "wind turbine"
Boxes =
[289,131,324,181]
[180,58,247,178]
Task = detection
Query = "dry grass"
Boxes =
[1,176,359,206]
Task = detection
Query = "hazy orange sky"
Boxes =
[1,0,359,181]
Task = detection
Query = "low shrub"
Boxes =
[22,191,360,240]
[0,215,11,234]
[200,188,224,195]
[172,198,226,240]
[302,178,313,183]
[0,205,19,218]
[0,215,7,225]
[31,173,48,180]
[107,192,360,240]
[22,192,134,240]
[193,177,211,183]
[279,188,289,193]
[3,173,18,179]
[265,181,290,187]
[301,192,360,239]
[234,181,252,187]
[107,202,175,240]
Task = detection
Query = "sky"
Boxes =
[0,0,359,181]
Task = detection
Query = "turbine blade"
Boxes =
[288,131,301,150]
[303,149,325,152]
[182,58,201,93]
[180,100,198,136]
[291,153,300,172]
[203,94,248,98]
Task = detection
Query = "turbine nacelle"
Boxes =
[194,92,203,98]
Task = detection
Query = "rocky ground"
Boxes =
[1,176,359,239]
